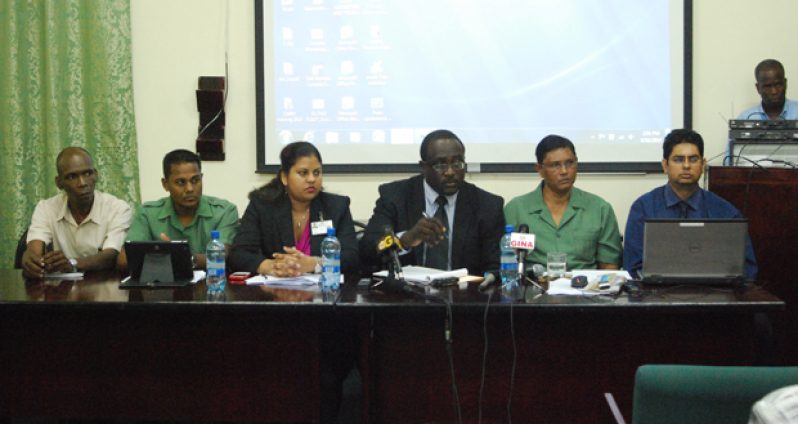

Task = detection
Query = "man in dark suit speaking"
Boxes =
[360,129,505,276]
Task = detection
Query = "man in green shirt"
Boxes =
[118,149,239,270]
[504,135,621,270]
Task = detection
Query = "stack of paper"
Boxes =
[372,266,468,285]
[245,273,342,289]
[546,270,630,296]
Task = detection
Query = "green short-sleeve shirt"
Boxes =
[126,195,239,254]
[504,182,621,270]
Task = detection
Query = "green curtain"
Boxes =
[0,0,140,268]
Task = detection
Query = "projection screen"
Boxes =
[255,0,691,173]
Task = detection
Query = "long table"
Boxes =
[0,270,334,423]
[338,280,784,423]
[0,270,785,423]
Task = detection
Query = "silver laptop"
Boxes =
[641,219,748,285]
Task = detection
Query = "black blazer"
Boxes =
[229,191,359,274]
[359,175,505,276]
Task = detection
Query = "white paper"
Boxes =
[120,271,205,285]
[44,272,84,280]
[245,273,341,287]
[372,266,468,284]
[192,270,206,284]
[545,270,630,296]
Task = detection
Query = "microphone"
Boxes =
[377,226,404,281]
[479,225,535,292]
[530,263,546,279]
[524,263,547,290]
[478,271,499,291]
[510,224,534,279]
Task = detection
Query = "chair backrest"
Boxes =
[632,365,798,424]
[14,229,28,269]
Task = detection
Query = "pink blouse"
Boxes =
[295,220,311,256]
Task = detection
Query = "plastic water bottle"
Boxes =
[320,227,341,290]
[206,230,226,293]
[500,224,518,287]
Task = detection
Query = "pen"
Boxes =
[422,212,447,238]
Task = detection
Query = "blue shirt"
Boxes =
[736,98,798,120]
[623,184,758,280]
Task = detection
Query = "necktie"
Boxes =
[679,201,689,219]
[425,196,449,270]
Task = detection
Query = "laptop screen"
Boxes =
[641,219,747,284]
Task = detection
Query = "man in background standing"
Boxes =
[737,59,798,120]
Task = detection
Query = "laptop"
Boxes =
[120,240,195,288]
[640,219,748,286]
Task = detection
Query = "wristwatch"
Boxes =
[68,258,78,272]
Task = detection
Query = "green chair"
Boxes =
[632,365,798,424]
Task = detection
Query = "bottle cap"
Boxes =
[505,224,513,233]
[327,227,336,236]
[211,230,220,239]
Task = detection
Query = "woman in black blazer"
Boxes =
[229,141,358,276]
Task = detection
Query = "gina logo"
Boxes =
[510,233,535,250]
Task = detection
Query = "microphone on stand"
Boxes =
[514,224,532,278]
[377,232,404,280]
[530,263,546,280]
[478,270,500,291]
[479,224,536,292]
[525,263,547,291]
[510,224,535,286]
[373,226,410,293]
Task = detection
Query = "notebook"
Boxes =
[640,219,748,285]
[120,240,195,288]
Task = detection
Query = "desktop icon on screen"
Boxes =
[341,61,355,75]
[340,25,354,40]
[312,98,325,110]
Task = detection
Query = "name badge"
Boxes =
[312,220,334,236]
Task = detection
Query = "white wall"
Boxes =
[130,0,798,231]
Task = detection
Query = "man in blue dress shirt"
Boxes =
[623,129,758,280]
[737,59,798,120]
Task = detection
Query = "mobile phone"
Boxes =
[228,272,252,284]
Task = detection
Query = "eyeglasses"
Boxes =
[429,160,466,173]
[542,159,577,171]
[670,156,702,165]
